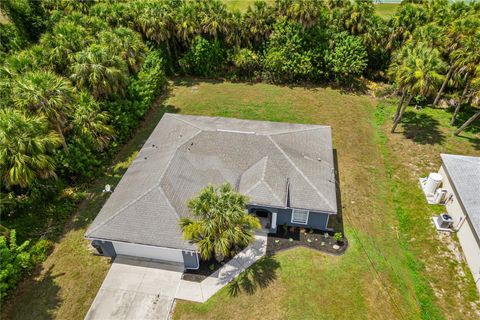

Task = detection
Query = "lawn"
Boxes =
[375,3,399,19]
[2,78,479,319]
[223,0,398,19]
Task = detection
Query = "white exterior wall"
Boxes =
[112,241,185,265]
[439,166,480,292]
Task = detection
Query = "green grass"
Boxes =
[3,79,479,319]
[223,0,274,11]
[375,3,399,19]
[168,79,479,319]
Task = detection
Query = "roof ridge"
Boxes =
[268,126,330,137]
[267,135,335,212]
[87,128,203,236]
[167,113,205,131]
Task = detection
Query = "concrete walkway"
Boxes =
[175,232,268,302]
[85,257,184,320]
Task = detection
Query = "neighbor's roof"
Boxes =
[441,154,480,239]
[85,114,337,250]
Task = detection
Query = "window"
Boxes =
[291,209,309,224]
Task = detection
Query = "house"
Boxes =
[438,154,480,292]
[85,114,338,269]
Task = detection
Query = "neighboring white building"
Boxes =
[438,154,480,292]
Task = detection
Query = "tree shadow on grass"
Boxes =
[1,266,63,320]
[452,107,480,135]
[400,111,445,145]
[227,255,280,297]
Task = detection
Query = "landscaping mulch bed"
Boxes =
[182,246,245,282]
[267,227,348,255]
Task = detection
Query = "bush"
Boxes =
[0,230,52,301]
[179,36,225,77]
[108,49,166,142]
[232,48,260,77]
[326,32,368,84]
[334,232,343,244]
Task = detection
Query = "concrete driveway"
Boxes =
[85,256,183,320]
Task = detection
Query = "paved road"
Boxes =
[85,257,183,320]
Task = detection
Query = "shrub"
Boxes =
[232,48,260,77]
[326,32,368,84]
[334,232,343,244]
[179,36,225,77]
[0,230,52,301]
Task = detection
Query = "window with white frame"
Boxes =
[291,209,309,224]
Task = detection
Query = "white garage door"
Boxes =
[112,241,184,264]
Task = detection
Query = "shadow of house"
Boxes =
[401,111,445,145]
[227,255,280,297]
[1,266,63,320]
[326,149,344,234]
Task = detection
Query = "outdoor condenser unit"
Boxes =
[424,173,443,196]
[433,188,448,204]
[437,214,453,229]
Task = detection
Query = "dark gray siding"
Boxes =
[182,251,199,269]
[92,240,116,258]
[247,205,330,230]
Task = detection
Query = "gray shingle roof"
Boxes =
[441,154,480,239]
[86,114,337,249]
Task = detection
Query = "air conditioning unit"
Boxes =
[424,173,443,196]
[437,214,453,229]
[433,188,448,204]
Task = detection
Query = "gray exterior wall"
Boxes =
[247,204,331,231]
[90,239,199,270]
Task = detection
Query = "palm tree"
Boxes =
[12,71,74,150]
[433,15,480,106]
[39,21,91,73]
[388,3,427,50]
[132,1,174,47]
[69,44,128,99]
[180,183,261,262]
[200,0,229,40]
[454,66,480,136]
[449,32,480,124]
[98,28,147,73]
[175,2,201,46]
[275,0,322,31]
[243,1,275,47]
[0,109,61,188]
[72,92,114,150]
[390,44,446,133]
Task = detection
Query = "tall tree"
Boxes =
[0,109,60,188]
[242,1,275,48]
[72,92,114,151]
[98,27,147,73]
[275,0,323,31]
[0,0,47,42]
[69,44,128,99]
[390,44,446,132]
[449,32,480,124]
[11,71,74,150]
[433,15,480,106]
[180,183,261,262]
[39,21,91,73]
